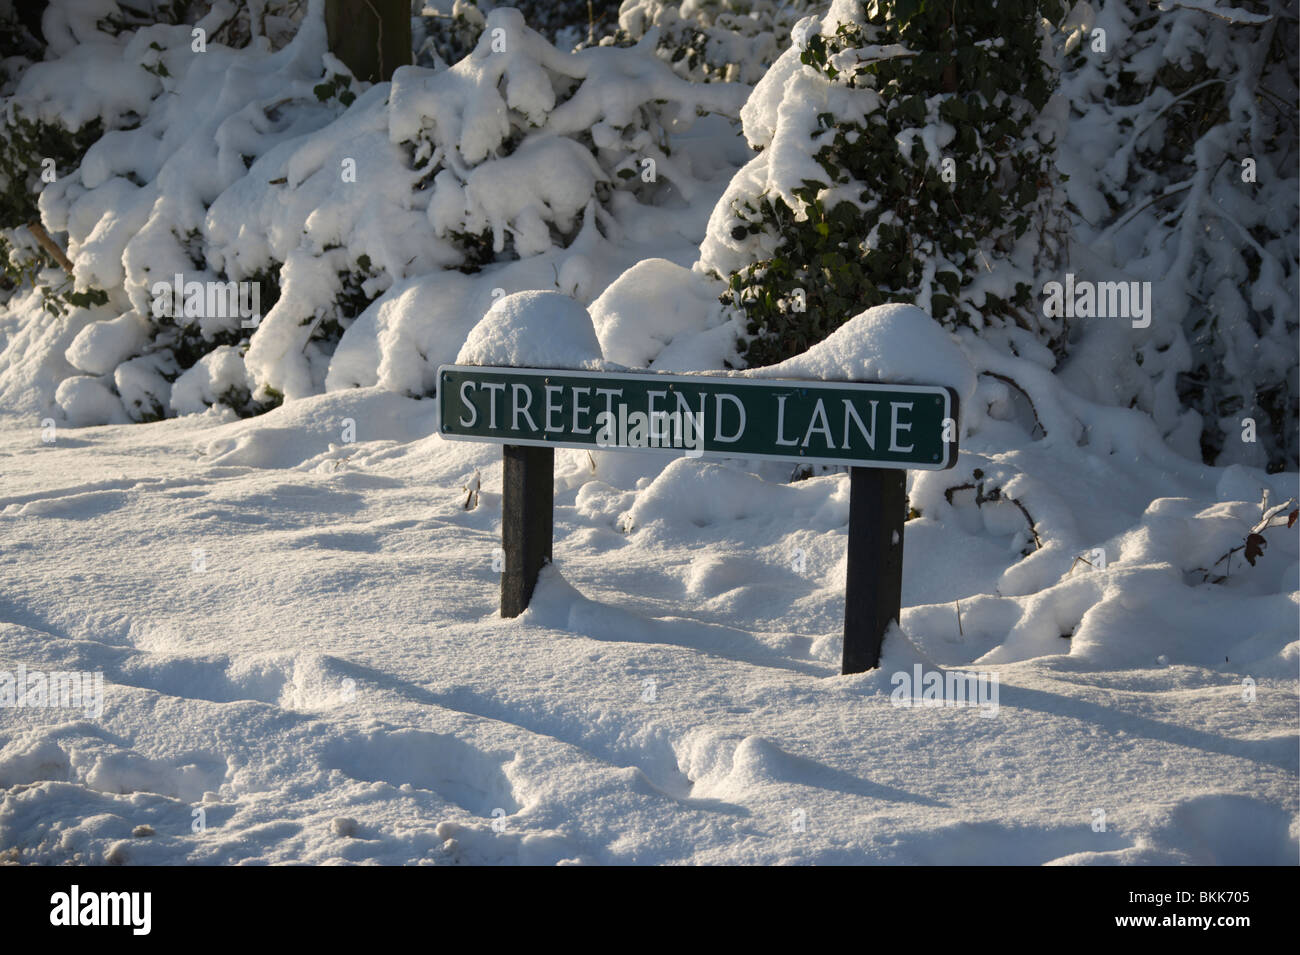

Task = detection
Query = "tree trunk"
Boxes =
[939,11,957,94]
[323,0,411,83]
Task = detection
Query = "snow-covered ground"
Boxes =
[1,371,1295,864]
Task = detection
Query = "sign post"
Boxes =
[500,444,553,617]
[842,467,906,674]
[438,365,957,673]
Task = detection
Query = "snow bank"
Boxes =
[2,1,750,424]
[744,303,978,409]
[0,303,1296,864]
[170,346,256,417]
[54,374,127,426]
[65,311,151,376]
[455,291,606,370]
[588,258,732,369]
[194,385,437,470]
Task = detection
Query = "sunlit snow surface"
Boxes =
[0,375,1295,864]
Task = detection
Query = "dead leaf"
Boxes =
[1244,533,1267,566]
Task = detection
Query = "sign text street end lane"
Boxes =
[437,365,958,471]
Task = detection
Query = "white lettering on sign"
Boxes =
[511,383,538,431]
[802,399,833,448]
[843,399,878,450]
[595,387,623,420]
[779,395,887,452]
[459,381,477,427]
[545,385,564,432]
[889,401,914,453]
[572,386,593,434]
[714,393,745,443]
[775,395,799,447]
[439,366,956,471]
[456,383,926,453]
[482,381,505,429]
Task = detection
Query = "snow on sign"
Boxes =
[436,365,959,470]
[438,364,960,675]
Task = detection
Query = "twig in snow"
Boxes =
[943,473,1043,552]
[980,371,1046,439]
[1192,492,1297,583]
[26,221,73,273]
[462,471,481,510]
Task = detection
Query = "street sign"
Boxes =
[437,365,958,470]
[436,363,961,675]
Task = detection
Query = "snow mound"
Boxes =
[197,386,436,469]
[326,271,486,397]
[455,291,605,370]
[588,258,732,369]
[55,375,126,426]
[746,303,977,406]
[64,311,151,377]
[171,346,255,417]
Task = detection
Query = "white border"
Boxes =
[435,364,958,471]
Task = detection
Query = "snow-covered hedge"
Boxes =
[1056,0,1297,473]
[5,0,746,421]
[614,0,819,84]
[700,0,1070,367]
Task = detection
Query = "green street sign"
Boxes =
[437,365,958,470]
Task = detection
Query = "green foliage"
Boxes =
[0,107,108,308]
[219,374,283,418]
[149,262,281,372]
[721,1,1069,368]
[0,3,42,63]
[0,109,104,234]
[1051,0,1297,473]
[448,229,501,273]
[153,319,245,372]
[313,72,356,107]
[315,254,382,345]
[415,3,487,66]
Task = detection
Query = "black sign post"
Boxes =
[842,467,906,674]
[500,444,553,618]
[438,365,956,673]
